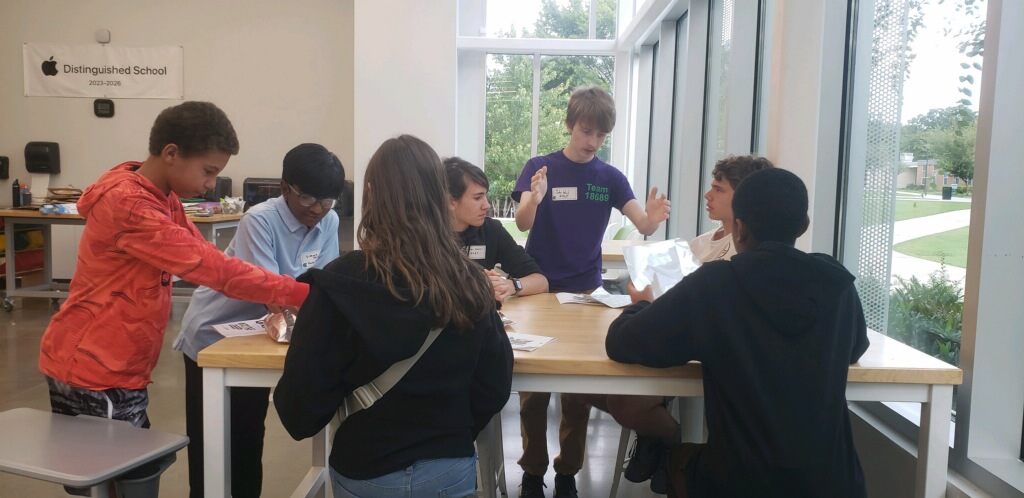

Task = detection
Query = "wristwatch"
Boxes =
[511,278,523,295]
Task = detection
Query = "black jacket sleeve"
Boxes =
[274,280,356,440]
[469,310,514,439]
[605,277,699,368]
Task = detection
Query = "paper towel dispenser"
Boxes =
[25,142,61,174]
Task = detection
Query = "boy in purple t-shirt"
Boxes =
[511,85,671,497]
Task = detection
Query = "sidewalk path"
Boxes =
[890,207,971,284]
[892,209,971,244]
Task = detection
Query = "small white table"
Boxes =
[0,408,188,498]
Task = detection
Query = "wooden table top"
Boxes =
[0,208,242,224]
[199,293,962,386]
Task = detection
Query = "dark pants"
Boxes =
[47,376,166,497]
[665,442,703,498]
[183,354,271,498]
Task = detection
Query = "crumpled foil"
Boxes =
[264,310,295,343]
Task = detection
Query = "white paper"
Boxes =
[29,173,51,205]
[211,317,267,338]
[506,332,556,352]
[623,238,702,298]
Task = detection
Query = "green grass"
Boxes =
[499,219,529,240]
[893,226,970,268]
[894,199,971,222]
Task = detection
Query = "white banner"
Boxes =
[24,43,183,99]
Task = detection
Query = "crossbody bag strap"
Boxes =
[335,327,443,425]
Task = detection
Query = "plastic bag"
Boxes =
[220,196,245,214]
[624,239,702,299]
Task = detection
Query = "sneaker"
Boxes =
[624,435,665,483]
[553,473,578,498]
[519,472,546,498]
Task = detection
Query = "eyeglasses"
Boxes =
[287,184,338,209]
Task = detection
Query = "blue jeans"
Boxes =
[330,455,477,497]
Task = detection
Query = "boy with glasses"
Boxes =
[173,143,345,498]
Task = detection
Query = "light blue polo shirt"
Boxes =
[173,196,340,360]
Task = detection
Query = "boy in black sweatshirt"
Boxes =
[605,168,869,497]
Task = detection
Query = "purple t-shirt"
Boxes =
[513,151,635,292]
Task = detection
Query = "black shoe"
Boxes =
[553,473,578,498]
[650,462,669,495]
[624,435,665,483]
[519,472,546,498]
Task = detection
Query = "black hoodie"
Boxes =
[606,242,869,497]
[274,251,513,480]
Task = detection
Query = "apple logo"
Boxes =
[41,56,58,76]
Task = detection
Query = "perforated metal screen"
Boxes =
[853,0,911,333]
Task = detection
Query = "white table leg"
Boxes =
[678,397,705,443]
[4,219,16,302]
[916,385,953,498]
[313,427,328,498]
[203,366,231,497]
[90,482,111,498]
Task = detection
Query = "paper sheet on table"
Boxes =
[624,238,701,298]
[506,332,556,352]
[211,317,268,338]
[555,287,632,308]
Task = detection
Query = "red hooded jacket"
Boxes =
[39,162,309,390]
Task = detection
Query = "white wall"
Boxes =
[763,0,847,253]
[0,0,354,277]
[352,0,458,233]
[0,0,354,198]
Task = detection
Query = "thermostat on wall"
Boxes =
[94,99,115,118]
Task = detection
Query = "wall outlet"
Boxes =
[0,156,8,180]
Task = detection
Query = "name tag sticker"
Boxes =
[300,250,321,268]
[468,245,486,260]
[551,187,577,201]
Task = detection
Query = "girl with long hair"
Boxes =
[274,135,513,497]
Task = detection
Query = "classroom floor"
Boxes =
[0,297,663,497]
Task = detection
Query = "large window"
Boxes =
[458,0,618,217]
[841,0,983,371]
[482,0,618,39]
[484,53,614,214]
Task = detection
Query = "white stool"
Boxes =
[608,426,633,497]
[0,407,188,498]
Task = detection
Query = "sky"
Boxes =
[901,0,985,123]
[485,0,548,37]
[482,0,985,123]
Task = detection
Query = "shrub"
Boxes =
[955,184,972,197]
[887,265,962,366]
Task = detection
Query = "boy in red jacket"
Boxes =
[38,102,308,495]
